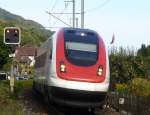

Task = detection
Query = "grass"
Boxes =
[0,79,33,115]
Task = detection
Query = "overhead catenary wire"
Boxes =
[50,0,58,12]
[52,2,70,26]
[49,0,58,28]
[46,11,72,27]
[84,0,111,13]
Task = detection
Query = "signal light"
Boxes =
[4,27,21,45]
[15,30,18,33]
[6,30,10,33]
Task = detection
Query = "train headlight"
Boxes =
[60,63,66,72]
[97,65,103,76]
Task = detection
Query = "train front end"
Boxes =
[48,28,110,107]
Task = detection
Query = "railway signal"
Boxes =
[3,27,21,93]
[4,27,21,45]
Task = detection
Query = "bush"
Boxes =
[129,78,150,97]
[0,80,23,114]
[14,79,33,98]
[116,83,128,93]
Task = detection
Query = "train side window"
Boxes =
[49,38,53,59]
[49,49,52,59]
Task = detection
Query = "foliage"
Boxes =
[129,78,150,97]
[0,80,33,114]
[0,100,23,115]
[0,81,10,102]
[109,46,136,87]
[116,83,128,93]
[137,44,150,57]
[14,79,33,98]
[0,10,52,46]
[0,80,23,114]
[109,45,150,91]
[0,26,11,69]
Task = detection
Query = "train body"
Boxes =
[33,28,110,108]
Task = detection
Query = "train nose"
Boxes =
[49,86,107,107]
[58,63,105,83]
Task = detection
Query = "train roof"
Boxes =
[62,27,98,34]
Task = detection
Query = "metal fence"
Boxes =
[107,92,150,115]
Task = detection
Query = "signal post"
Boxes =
[4,27,21,93]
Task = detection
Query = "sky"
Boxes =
[0,0,150,49]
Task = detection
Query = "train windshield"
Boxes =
[64,30,98,66]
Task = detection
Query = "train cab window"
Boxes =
[64,29,98,66]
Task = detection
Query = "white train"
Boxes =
[33,28,110,108]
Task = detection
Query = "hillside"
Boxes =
[0,8,52,69]
[0,7,52,46]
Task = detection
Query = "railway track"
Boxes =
[46,105,119,115]
[20,88,119,115]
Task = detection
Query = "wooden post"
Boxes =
[10,64,15,93]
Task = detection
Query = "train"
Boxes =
[33,27,110,108]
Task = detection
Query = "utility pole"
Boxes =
[49,0,76,28]
[81,0,84,28]
[48,0,86,28]
[76,18,78,28]
[65,0,76,27]
[72,0,75,28]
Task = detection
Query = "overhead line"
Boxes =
[46,11,72,27]
[49,12,80,14]
[50,0,58,12]
[85,0,111,13]
[52,1,71,27]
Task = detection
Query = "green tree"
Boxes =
[0,26,11,69]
